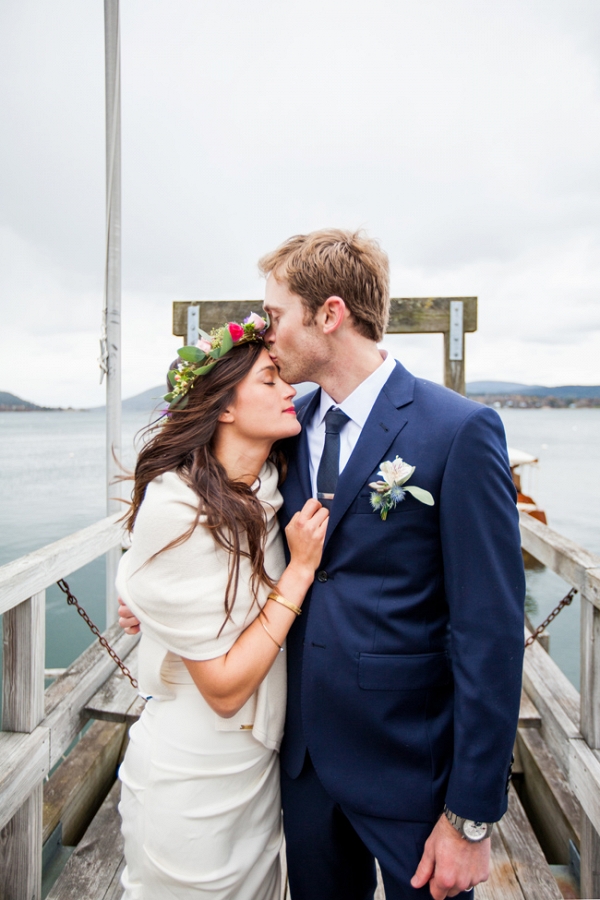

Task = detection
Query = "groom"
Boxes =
[120,229,525,899]
[258,229,524,900]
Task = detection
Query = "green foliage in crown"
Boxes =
[163,312,268,410]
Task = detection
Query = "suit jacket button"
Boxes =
[316,570,328,583]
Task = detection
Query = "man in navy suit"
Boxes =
[258,229,525,900]
[119,228,524,898]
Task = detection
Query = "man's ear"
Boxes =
[321,296,348,334]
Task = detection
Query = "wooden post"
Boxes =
[172,297,477,396]
[104,0,122,626]
[0,591,45,900]
[580,595,600,898]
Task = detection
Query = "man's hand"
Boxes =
[118,599,141,635]
[411,814,490,899]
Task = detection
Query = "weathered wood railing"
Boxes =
[520,513,600,898]
[1,511,600,898]
[0,515,138,900]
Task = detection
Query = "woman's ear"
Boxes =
[217,407,235,424]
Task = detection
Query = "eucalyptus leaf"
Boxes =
[208,348,221,359]
[220,328,234,355]
[404,485,435,506]
[177,345,204,363]
[199,328,211,342]
[167,370,178,387]
[164,391,175,402]
[192,362,217,376]
[170,393,189,410]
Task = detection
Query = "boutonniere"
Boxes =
[369,456,435,520]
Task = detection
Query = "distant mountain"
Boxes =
[122,386,166,412]
[467,381,600,399]
[0,391,48,411]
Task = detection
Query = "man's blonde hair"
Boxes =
[258,229,390,342]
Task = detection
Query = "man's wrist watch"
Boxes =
[443,805,494,842]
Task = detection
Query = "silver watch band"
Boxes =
[443,805,494,842]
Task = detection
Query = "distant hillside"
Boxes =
[467,381,600,399]
[0,391,48,411]
[122,386,166,412]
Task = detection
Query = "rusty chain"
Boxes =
[57,578,139,689]
[525,586,578,648]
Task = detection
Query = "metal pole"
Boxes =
[103,0,121,625]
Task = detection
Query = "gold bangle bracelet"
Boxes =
[259,613,283,651]
[267,591,302,617]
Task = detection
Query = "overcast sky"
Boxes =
[1,0,599,407]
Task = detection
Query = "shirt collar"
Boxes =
[315,350,396,428]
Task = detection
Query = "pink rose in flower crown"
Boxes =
[197,338,212,353]
[244,312,267,331]
[228,322,245,341]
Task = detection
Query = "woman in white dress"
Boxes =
[116,317,327,900]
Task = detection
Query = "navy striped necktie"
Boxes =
[316,406,350,509]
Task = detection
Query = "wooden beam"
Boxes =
[172,297,478,339]
[0,729,49,832]
[516,727,581,863]
[522,629,580,774]
[475,828,524,900]
[2,591,45,731]
[0,591,46,900]
[173,297,476,397]
[0,786,43,900]
[0,516,122,616]
[83,644,145,725]
[580,812,600,900]
[497,784,563,900]
[45,780,124,900]
[518,691,541,729]
[519,514,600,611]
[43,719,127,847]
[43,625,139,769]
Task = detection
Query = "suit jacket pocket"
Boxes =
[358,651,452,691]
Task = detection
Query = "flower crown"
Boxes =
[164,312,268,410]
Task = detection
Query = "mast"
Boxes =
[102,0,121,625]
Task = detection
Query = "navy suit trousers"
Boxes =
[281,754,474,900]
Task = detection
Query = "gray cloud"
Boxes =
[1,0,600,405]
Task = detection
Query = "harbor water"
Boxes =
[0,405,598,690]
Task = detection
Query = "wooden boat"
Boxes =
[508,447,548,525]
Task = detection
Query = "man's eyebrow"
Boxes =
[263,303,281,313]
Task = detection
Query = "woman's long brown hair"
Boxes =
[125,340,286,631]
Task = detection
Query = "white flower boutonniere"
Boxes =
[369,456,435,521]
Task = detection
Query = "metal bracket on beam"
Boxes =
[449,300,464,361]
[187,305,199,346]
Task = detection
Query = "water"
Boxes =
[0,407,599,689]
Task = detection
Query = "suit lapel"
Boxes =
[324,362,415,548]
[289,389,320,505]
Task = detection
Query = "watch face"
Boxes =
[463,820,488,841]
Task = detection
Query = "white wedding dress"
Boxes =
[116,463,286,900]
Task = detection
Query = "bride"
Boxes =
[116,315,327,899]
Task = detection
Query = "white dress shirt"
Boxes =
[306,351,396,498]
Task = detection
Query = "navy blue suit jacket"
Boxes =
[278,361,525,825]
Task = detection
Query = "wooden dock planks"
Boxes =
[45,781,124,900]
